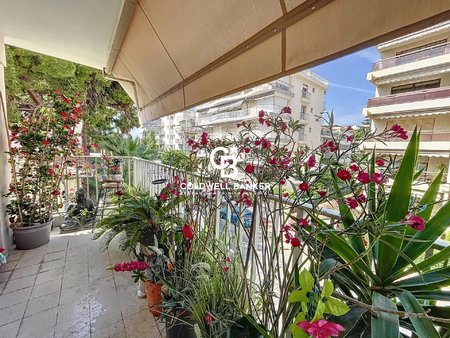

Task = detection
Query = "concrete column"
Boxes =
[0,34,12,249]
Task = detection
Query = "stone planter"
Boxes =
[12,219,53,250]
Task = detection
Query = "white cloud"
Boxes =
[328,82,374,94]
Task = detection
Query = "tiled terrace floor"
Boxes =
[0,229,164,337]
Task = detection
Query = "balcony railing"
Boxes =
[270,80,294,96]
[389,130,450,142]
[367,86,450,107]
[301,90,311,101]
[372,42,450,71]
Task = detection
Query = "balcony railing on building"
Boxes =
[367,86,450,107]
[389,130,450,142]
[301,90,311,101]
[372,42,450,71]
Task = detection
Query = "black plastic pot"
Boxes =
[166,322,196,338]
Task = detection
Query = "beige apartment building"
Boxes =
[196,70,328,150]
[363,21,450,184]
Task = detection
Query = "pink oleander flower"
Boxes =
[345,198,358,209]
[337,169,352,181]
[318,191,327,198]
[307,155,316,168]
[297,319,345,338]
[258,110,265,118]
[299,182,309,191]
[299,218,309,227]
[375,158,385,166]
[349,163,360,172]
[205,312,213,326]
[357,171,371,184]
[402,214,426,231]
[290,237,301,247]
[281,106,292,114]
[245,164,255,174]
[371,172,387,185]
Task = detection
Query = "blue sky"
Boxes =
[312,47,379,126]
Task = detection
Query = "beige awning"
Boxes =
[102,0,450,123]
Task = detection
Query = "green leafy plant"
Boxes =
[314,129,450,337]
[4,92,82,226]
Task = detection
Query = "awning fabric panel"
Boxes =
[109,0,450,123]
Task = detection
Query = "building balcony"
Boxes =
[300,90,311,103]
[364,86,450,117]
[367,42,450,83]
[270,80,294,97]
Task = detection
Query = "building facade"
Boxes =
[196,70,328,150]
[143,109,197,151]
[363,21,450,184]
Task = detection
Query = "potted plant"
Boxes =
[4,92,82,249]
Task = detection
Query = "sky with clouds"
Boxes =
[312,47,379,126]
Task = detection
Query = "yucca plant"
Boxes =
[314,129,450,337]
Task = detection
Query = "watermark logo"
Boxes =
[210,147,238,179]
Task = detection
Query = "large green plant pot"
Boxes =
[12,219,52,250]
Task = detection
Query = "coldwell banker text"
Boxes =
[180,182,271,191]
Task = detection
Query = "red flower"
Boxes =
[318,190,326,198]
[371,173,387,185]
[200,132,208,145]
[42,139,50,146]
[281,106,292,114]
[0,248,4,253]
[297,319,345,338]
[254,139,261,146]
[282,192,289,198]
[307,155,316,168]
[291,237,301,247]
[357,171,371,184]
[346,135,353,142]
[337,169,352,181]
[205,312,213,326]
[243,147,250,153]
[268,157,278,166]
[47,168,54,176]
[280,122,288,132]
[51,190,60,196]
[299,182,309,191]
[223,266,229,272]
[375,158,385,166]
[265,120,271,127]
[259,117,265,124]
[182,225,194,240]
[402,214,426,231]
[258,110,265,118]
[245,164,255,174]
[349,163,360,172]
[261,138,271,149]
[280,178,286,185]
[389,124,408,140]
[299,218,309,227]
[346,198,358,209]
[356,194,366,203]
[159,193,168,202]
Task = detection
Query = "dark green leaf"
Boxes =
[378,129,419,281]
[397,291,440,337]
[371,292,400,338]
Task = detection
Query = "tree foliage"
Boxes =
[5,46,139,143]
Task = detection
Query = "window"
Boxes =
[391,79,440,94]
[309,127,311,133]
[300,105,307,119]
[312,88,315,93]
[310,108,313,114]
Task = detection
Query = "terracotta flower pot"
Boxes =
[145,281,162,317]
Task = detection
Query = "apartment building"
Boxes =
[143,109,197,151]
[363,21,450,184]
[196,70,328,150]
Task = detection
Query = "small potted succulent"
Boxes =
[4,92,83,249]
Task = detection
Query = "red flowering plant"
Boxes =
[4,92,83,226]
[167,107,450,337]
